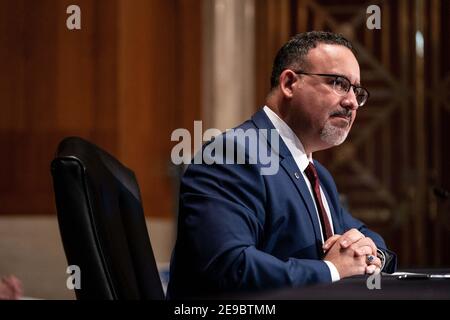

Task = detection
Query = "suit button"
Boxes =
[294,172,300,179]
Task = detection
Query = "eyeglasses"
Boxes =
[293,70,370,107]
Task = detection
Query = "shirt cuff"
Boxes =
[324,260,340,282]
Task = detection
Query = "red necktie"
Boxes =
[304,162,333,241]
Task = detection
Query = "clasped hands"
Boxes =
[322,228,382,279]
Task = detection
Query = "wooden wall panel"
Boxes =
[0,0,202,217]
[175,0,202,132]
[90,0,119,152]
[117,0,177,218]
[55,0,95,132]
[254,0,291,108]
[0,0,61,214]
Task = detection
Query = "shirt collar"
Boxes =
[263,105,312,172]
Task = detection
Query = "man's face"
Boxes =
[284,44,361,153]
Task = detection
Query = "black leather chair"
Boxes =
[50,137,165,300]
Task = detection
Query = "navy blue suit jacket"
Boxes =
[168,109,397,299]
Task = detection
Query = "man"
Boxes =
[168,31,397,299]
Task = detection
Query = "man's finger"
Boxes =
[349,237,378,256]
[354,245,373,256]
[359,237,378,256]
[323,234,341,251]
[366,264,377,274]
[339,228,364,248]
[367,256,382,269]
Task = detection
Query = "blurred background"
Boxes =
[0,0,449,299]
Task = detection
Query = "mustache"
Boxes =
[330,109,352,119]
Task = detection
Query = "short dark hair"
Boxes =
[270,31,354,89]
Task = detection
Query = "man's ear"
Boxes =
[279,69,299,98]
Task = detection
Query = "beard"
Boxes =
[319,120,350,146]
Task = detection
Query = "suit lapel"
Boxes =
[252,108,324,249]
[280,157,323,247]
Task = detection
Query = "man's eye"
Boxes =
[334,77,347,90]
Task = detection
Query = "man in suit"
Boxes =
[168,31,397,299]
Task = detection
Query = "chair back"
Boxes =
[51,137,164,300]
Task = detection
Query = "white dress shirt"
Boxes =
[263,106,340,282]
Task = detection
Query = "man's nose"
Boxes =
[341,89,359,110]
